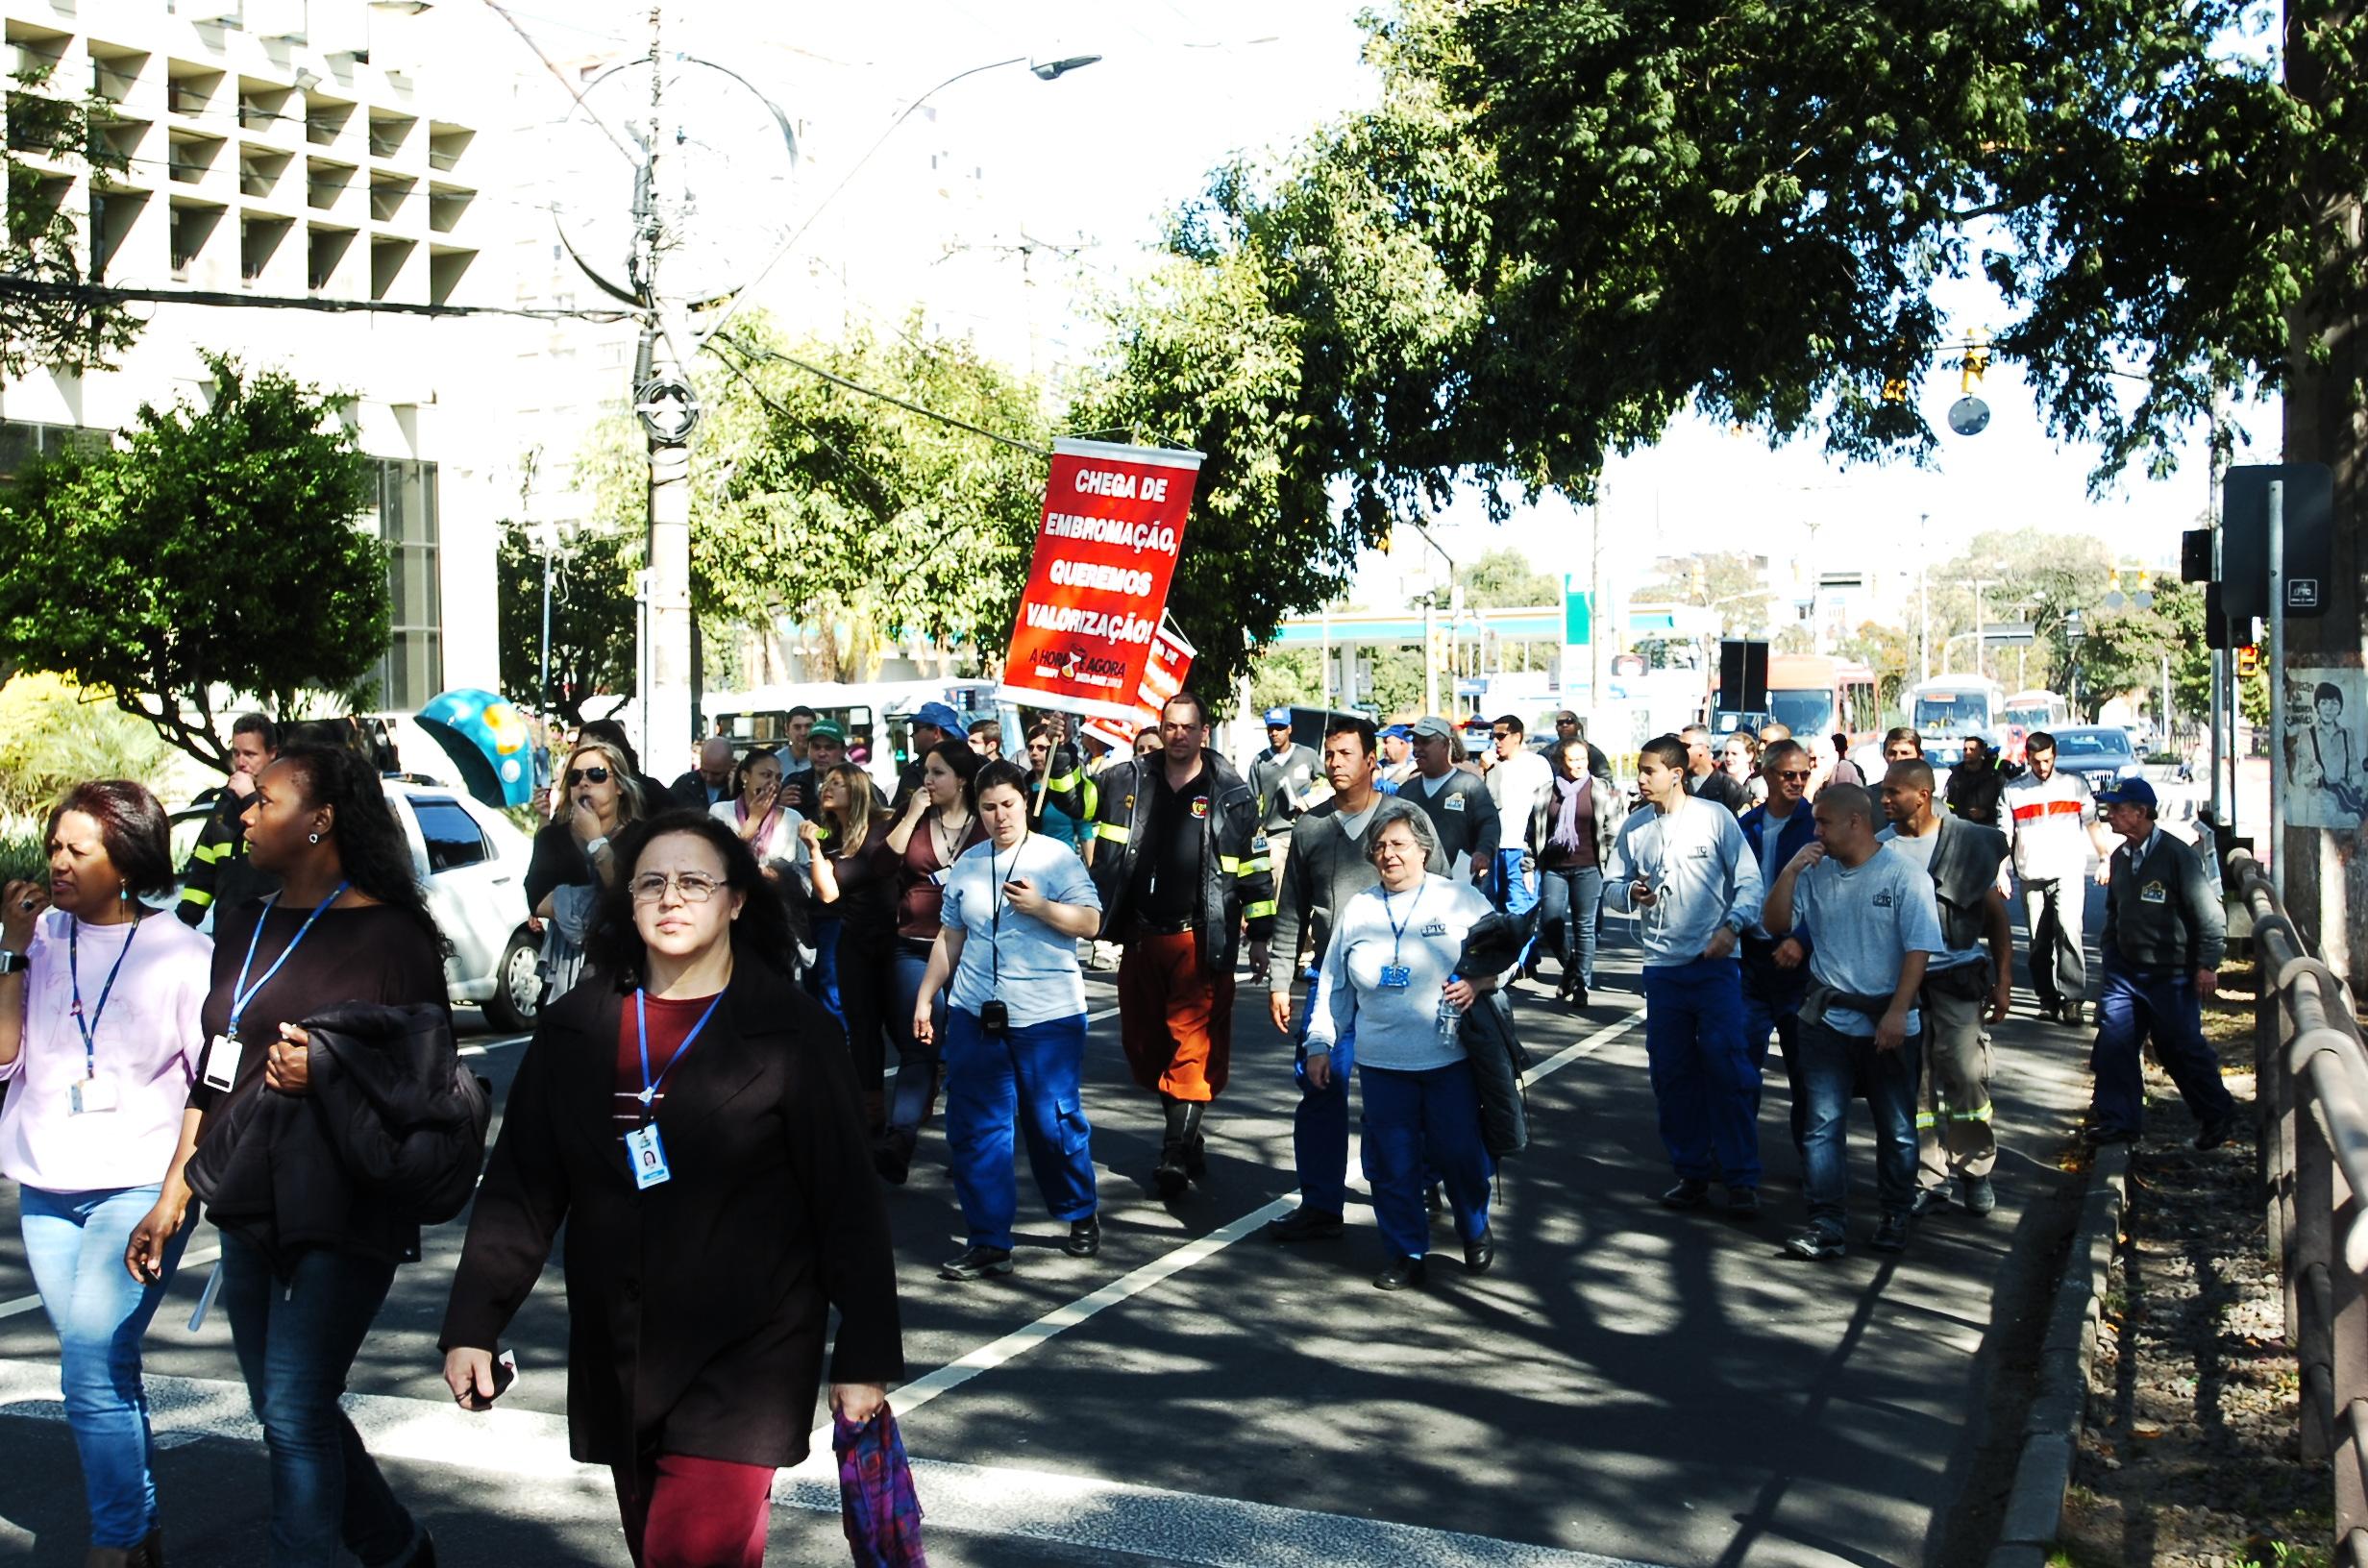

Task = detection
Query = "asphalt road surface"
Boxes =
[0,883,2136,1568]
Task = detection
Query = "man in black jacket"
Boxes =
[177,712,282,926]
[1091,691,1275,1196]
[2086,778,2237,1149]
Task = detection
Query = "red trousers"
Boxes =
[1119,929,1234,1101]
[610,1451,775,1568]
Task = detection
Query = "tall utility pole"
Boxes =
[1917,514,1931,682]
[636,8,696,765]
[1591,486,1608,710]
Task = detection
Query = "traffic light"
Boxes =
[1881,378,1910,404]
[1960,331,1992,394]
[2237,645,2260,678]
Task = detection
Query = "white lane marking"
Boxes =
[0,1247,221,1323]
[1088,1004,1120,1022]
[458,1033,531,1058]
[0,1357,1665,1568]
[1519,997,1648,1087]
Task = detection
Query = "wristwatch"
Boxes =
[0,949,26,976]
[584,835,610,857]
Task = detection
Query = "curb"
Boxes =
[1987,1141,2132,1568]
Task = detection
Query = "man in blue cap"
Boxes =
[1249,708,1324,884]
[893,701,971,812]
[2086,777,2237,1149]
[1377,724,1417,791]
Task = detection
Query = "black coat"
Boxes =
[438,962,903,1469]
[186,1002,481,1269]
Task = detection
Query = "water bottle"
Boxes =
[1436,976,1465,1050]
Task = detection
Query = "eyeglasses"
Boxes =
[1776,770,1813,782]
[564,766,611,787]
[629,871,723,904]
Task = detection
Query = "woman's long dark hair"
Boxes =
[275,743,448,953]
[925,739,981,804]
[582,809,792,990]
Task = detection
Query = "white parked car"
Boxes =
[171,779,543,1031]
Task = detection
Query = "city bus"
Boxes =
[1999,689,2072,761]
[1909,675,2008,741]
[1764,654,1881,746]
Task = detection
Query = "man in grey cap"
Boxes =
[1400,716,1499,886]
[1249,707,1324,885]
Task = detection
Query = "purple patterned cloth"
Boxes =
[835,1402,928,1567]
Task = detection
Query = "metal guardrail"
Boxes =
[2229,848,2368,1562]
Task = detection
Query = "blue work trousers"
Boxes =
[1537,865,1604,989]
[1740,937,1813,1152]
[2089,958,2237,1137]
[1289,976,1356,1216]
[1797,1016,1923,1237]
[1359,1060,1493,1261]
[19,1184,190,1549]
[1640,954,1763,1188]
[888,937,948,1134]
[218,1235,416,1568]
[943,1008,1098,1251]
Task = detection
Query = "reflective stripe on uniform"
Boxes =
[1242,899,1277,920]
[190,841,231,865]
[180,888,214,910]
[1218,854,1243,874]
[1096,822,1131,845]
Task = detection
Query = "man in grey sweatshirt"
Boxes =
[1264,716,1442,1241]
[1605,734,1766,1214]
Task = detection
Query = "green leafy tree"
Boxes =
[0,355,383,771]
[1838,621,1917,717]
[494,521,636,724]
[2,66,142,378]
[0,672,173,813]
[1456,548,1559,608]
[578,314,1048,683]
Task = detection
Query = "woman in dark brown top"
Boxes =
[879,742,985,1183]
[126,743,449,1568]
[440,811,901,1568]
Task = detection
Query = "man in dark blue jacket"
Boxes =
[1738,740,1818,1153]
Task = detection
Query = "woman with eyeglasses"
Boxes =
[442,810,901,1568]
[1023,721,1091,852]
[911,760,1103,1281]
[0,782,211,1568]
[1533,737,1625,1010]
[527,737,649,1008]
[877,741,986,1184]
[802,763,900,1139]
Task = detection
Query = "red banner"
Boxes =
[995,438,1203,723]
[1081,620,1196,753]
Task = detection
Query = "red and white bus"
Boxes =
[1765,654,1881,747]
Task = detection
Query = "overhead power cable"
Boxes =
[713,331,1052,457]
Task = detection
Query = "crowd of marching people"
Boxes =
[0,691,2241,1565]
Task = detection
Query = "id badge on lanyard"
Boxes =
[626,1122,671,1188]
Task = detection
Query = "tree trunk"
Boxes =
[2279,0,2368,978]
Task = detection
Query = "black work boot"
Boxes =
[1155,1095,1192,1198]
[1180,1099,1209,1182]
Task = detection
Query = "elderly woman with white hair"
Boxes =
[1304,805,1503,1291]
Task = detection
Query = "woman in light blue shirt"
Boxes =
[1307,808,1502,1291]
[913,759,1104,1283]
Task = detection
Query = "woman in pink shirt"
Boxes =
[0,781,212,1568]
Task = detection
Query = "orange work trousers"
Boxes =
[1119,929,1234,1102]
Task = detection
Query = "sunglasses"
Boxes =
[564,766,611,787]
[1776,770,1813,782]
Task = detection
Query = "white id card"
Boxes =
[201,1034,241,1092]
[69,1075,119,1115]
[626,1123,671,1189]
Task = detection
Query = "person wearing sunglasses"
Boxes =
[1737,739,1821,1157]
[1023,721,1093,853]
[442,811,901,1568]
[527,738,650,1008]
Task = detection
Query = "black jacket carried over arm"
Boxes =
[1087,747,1276,973]
[185,1002,486,1268]
[438,962,904,1470]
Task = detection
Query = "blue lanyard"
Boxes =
[68,916,139,1079]
[227,882,349,1041]
[634,989,727,1112]
[1379,880,1426,967]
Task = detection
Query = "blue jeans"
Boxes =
[1289,975,1354,1215]
[943,1008,1097,1250]
[2090,959,2237,1135]
[1740,937,1813,1148]
[19,1184,189,1548]
[1492,847,1542,968]
[1797,1016,1923,1236]
[218,1235,416,1567]
[808,915,845,1022]
[1640,955,1763,1187]
[1537,865,1604,988]
[1360,1061,1493,1261]
[888,937,948,1134]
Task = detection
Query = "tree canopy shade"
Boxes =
[0,355,383,771]
[1376,0,2366,489]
